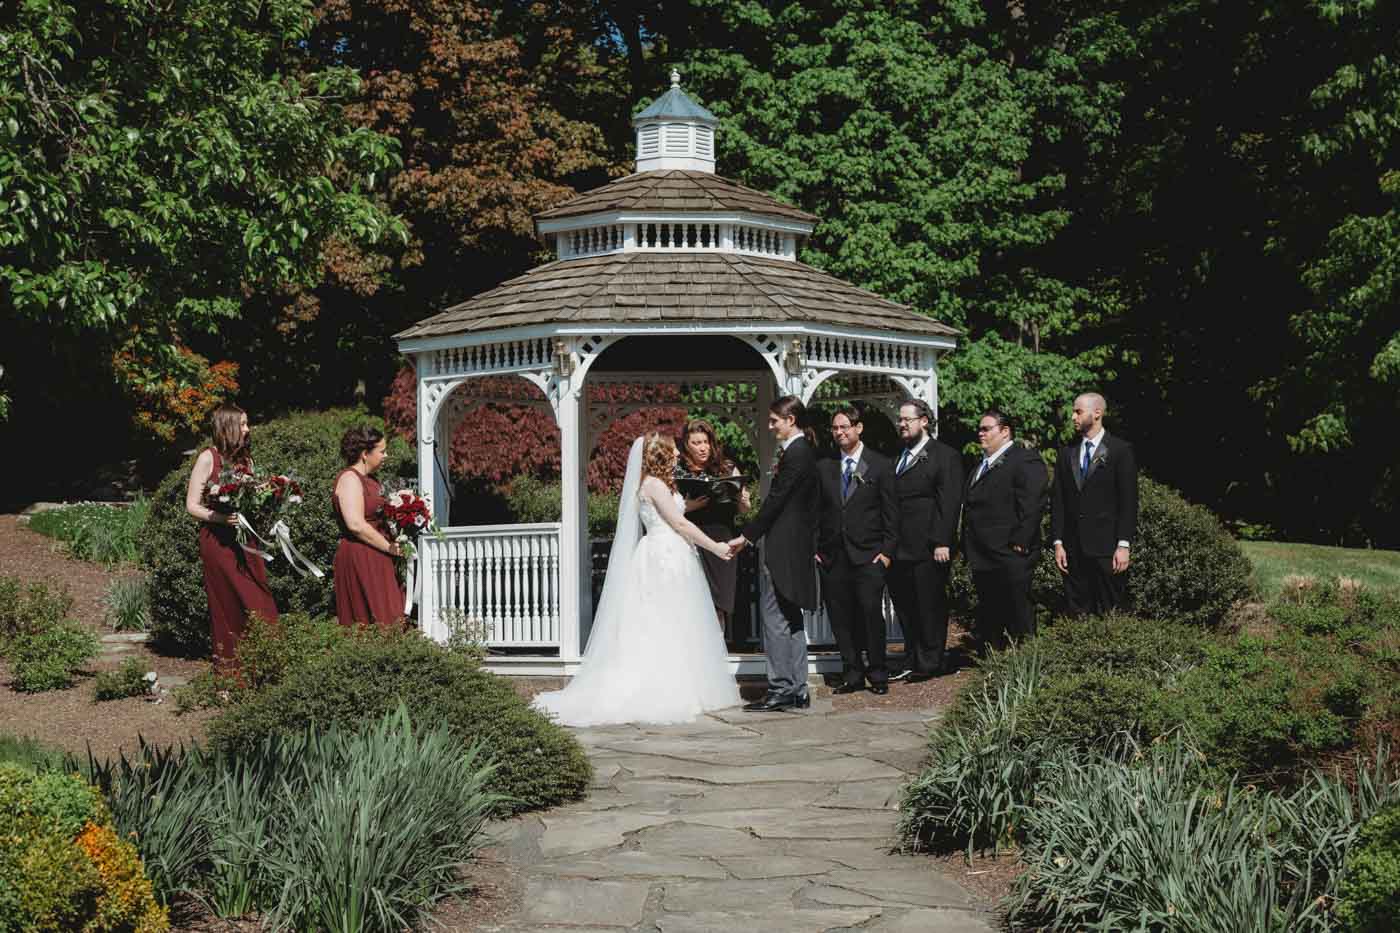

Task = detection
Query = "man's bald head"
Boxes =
[1071,392,1107,437]
[1075,392,1107,416]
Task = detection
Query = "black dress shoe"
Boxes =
[743,694,782,711]
[869,683,889,695]
[793,692,811,709]
[832,683,864,695]
[903,671,934,683]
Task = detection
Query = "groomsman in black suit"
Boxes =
[729,395,820,711]
[886,400,964,680]
[962,409,1047,649]
[1051,392,1139,615]
[815,406,898,694]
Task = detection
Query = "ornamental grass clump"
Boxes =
[898,647,1062,855]
[88,705,500,931]
[27,500,150,566]
[1007,740,1400,932]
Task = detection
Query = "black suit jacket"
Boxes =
[816,448,899,566]
[742,435,819,608]
[1050,432,1139,558]
[891,437,965,561]
[961,444,1048,573]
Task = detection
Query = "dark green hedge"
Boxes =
[202,619,590,814]
[140,408,413,654]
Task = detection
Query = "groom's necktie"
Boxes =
[842,457,856,500]
[1081,440,1094,480]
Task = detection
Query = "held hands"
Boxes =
[709,539,733,560]
[1054,542,1069,574]
[933,546,950,564]
[1112,546,1131,574]
[725,536,748,557]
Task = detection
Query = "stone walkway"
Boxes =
[485,699,997,932]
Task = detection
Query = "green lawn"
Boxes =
[1242,540,1400,597]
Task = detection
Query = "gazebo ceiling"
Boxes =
[533,170,818,226]
[395,251,959,341]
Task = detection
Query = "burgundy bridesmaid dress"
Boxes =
[199,448,278,665]
[332,469,406,628]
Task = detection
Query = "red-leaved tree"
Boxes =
[383,366,686,492]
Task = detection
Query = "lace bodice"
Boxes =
[639,489,687,538]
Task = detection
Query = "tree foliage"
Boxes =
[0,0,405,441]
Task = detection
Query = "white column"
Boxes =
[926,350,941,438]
[416,361,442,638]
[556,373,590,666]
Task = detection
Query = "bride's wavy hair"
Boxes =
[641,432,679,492]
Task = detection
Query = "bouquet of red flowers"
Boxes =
[381,487,436,560]
[206,466,306,551]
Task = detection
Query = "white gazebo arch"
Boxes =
[395,72,958,676]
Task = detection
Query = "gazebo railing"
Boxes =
[420,524,562,648]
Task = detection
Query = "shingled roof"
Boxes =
[534,171,819,225]
[396,252,957,341]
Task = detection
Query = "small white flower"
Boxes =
[218,495,230,503]
[287,495,302,505]
[208,483,219,494]
[414,515,426,527]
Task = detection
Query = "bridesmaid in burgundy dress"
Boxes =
[332,426,405,628]
[184,403,278,667]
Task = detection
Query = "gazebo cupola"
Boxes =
[536,72,814,263]
[633,69,718,172]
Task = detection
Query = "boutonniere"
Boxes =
[853,472,868,487]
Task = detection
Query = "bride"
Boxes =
[534,433,742,726]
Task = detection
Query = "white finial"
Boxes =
[670,69,681,89]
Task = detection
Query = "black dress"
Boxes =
[676,462,740,614]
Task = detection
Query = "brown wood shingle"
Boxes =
[396,253,958,340]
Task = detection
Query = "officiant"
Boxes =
[677,419,751,633]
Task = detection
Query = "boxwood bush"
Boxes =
[1337,800,1400,932]
[950,475,1254,628]
[140,408,412,653]
[202,618,590,813]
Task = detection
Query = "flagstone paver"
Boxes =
[481,705,999,932]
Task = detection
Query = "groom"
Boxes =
[729,395,819,711]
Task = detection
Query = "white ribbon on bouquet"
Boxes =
[403,546,419,615]
[234,514,275,562]
[271,519,325,579]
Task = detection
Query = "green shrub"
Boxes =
[140,408,413,653]
[0,577,75,649]
[103,574,152,632]
[503,474,622,536]
[93,658,150,702]
[0,733,67,773]
[204,623,590,813]
[0,764,169,933]
[27,500,150,566]
[7,621,100,692]
[1338,801,1400,932]
[1008,740,1400,932]
[949,476,1254,628]
[89,706,500,930]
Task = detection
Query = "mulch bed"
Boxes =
[0,514,217,760]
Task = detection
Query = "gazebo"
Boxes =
[395,72,958,676]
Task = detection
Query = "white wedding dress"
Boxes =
[533,438,741,726]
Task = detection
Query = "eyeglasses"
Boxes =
[896,416,924,424]
[976,425,1000,433]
